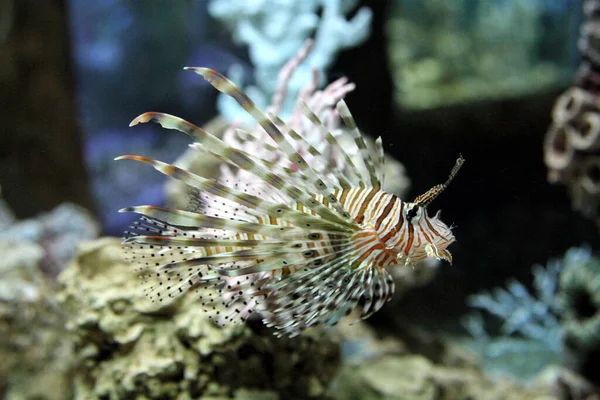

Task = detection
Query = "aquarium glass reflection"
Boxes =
[387,0,582,109]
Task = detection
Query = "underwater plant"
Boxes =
[117,65,463,337]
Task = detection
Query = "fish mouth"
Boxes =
[424,243,453,264]
[396,242,453,266]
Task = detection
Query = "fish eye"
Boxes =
[406,206,421,222]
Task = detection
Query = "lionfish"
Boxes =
[117,67,464,337]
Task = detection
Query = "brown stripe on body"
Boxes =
[352,242,378,268]
[350,231,383,268]
[339,188,350,207]
[419,222,433,243]
[381,226,399,245]
[381,201,404,243]
[346,188,364,216]
[414,230,422,248]
[374,250,396,267]
[404,223,415,256]
[366,192,385,225]
[341,188,356,213]
[379,203,399,236]
[355,188,378,224]
[374,195,396,230]
[424,217,440,236]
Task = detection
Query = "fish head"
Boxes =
[393,204,455,266]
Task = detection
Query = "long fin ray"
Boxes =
[298,100,365,185]
[124,235,283,248]
[222,239,353,277]
[158,238,350,272]
[120,206,353,237]
[116,155,352,233]
[374,136,385,185]
[130,112,356,229]
[336,100,381,188]
[185,67,355,221]
[269,113,357,188]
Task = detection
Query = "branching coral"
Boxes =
[208,0,372,122]
[461,250,571,380]
[463,247,600,384]
[466,258,563,352]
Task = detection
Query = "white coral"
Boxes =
[208,0,372,122]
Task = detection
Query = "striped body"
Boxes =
[119,66,462,336]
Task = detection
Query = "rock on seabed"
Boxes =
[57,238,339,399]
